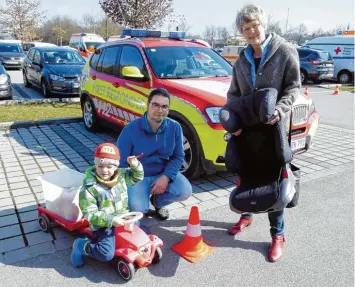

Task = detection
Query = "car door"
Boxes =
[32,50,43,86]
[89,45,123,124]
[115,45,151,121]
[24,48,36,83]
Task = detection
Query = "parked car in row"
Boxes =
[79,29,320,178]
[297,47,334,84]
[0,64,12,100]
[0,43,25,69]
[22,47,86,97]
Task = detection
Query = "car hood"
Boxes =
[46,64,84,76]
[0,52,25,58]
[166,77,232,106]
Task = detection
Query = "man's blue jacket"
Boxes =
[116,113,184,182]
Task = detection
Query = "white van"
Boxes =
[221,45,246,65]
[303,35,354,83]
[69,33,105,58]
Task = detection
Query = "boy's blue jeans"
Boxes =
[241,210,284,236]
[127,172,192,213]
[85,227,115,262]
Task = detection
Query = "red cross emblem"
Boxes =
[334,47,342,54]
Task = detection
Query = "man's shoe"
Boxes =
[268,235,285,262]
[228,217,254,235]
[71,238,89,268]
[150,195,169,220]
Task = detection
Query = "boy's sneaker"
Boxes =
[149,195,169,220]
[71,238,90,268]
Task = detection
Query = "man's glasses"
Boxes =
[150,102,169,111]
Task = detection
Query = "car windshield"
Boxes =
[0,45,23,53]
[43,50,86,64]
[84,42,104,49]
[145,46,232,79]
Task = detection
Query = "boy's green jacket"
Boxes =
[79,164,144,231]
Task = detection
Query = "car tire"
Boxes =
[300,69,308,85]
[23,71,31,88]
[338,70,352,84]
[82,96,100,132]
[41,80,51,98]
[180,124,203,179]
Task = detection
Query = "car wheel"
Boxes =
[180,124,202,179]
[338,70,352,84]
[23,71,31,88]
[300,70,308,85]
[41,80,51,98]
[116,258,135,281]
[82,96,100,132]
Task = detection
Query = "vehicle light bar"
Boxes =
[122,29,186,39]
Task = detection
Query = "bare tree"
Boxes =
[267,20,283,36]
[177,19,192,32]
[203,25,217,47]
[0,0,45,41]
[81,14,103,34]
[217,26,229,44]
[99,0,173,29]
[52,26,66,46]
[296,23,308,45]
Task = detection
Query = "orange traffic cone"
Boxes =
[304,86,309,96]
[332,85,340,95]
[172,206,214,263]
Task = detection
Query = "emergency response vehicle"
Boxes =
[80,29,320,178]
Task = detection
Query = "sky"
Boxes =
[0,0,354,35]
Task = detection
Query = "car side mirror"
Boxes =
[121,66,145,79]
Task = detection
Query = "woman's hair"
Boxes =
[236,4,268,34]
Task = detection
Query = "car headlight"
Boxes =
[205,107,222,123]
[50,74,65,81]
[0,74,9,85]
[309,100,315,114]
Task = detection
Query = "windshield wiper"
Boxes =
[159,76,185,79]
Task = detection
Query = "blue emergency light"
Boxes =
[122,29,186,39]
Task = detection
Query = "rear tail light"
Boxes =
[282,169,289,179]
[236,178,241,187]
[308,59,320,65]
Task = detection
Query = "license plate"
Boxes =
[291,138,306,151]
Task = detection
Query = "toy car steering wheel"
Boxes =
[116,212,143,224]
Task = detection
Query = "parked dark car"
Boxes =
[297,48,334,84]
[0,43,25,69]
[0,64,12,100]
[22,47,86,97]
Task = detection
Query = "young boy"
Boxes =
[71,142,144,267]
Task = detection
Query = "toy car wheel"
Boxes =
[38,214,51,233]
[116,258,135,281]
[152,247,163,264]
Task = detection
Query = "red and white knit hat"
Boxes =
[94,143,120,166]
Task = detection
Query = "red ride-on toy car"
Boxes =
[37,208,163,281]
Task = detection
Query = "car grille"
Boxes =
[292,104,308,125]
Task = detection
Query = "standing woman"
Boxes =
[226,4,301,262]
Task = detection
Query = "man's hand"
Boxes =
[127,156,139,168]
[266,110,281,125]
[232,128,242,136]
[112,217,124,227]
[151,175,170,195]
